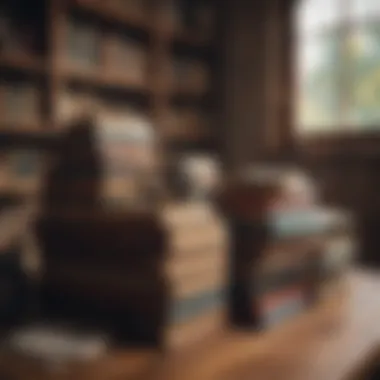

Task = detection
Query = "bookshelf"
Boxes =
[0,0,220,202]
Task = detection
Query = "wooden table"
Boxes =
[1,270,380,380]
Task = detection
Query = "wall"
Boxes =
[222,0,296,171]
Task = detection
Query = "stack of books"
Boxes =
[96,108,156,210]
[160,201,229,348]
[45,111,157,212]
[38,203,227,350]
[36,210,167,344]
[220,166,355,329]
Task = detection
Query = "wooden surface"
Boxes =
[1,270,380,380]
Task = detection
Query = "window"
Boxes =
[296,0,380,135]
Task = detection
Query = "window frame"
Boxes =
[295,0,380,141]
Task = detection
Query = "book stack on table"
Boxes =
[218,166,356,329]
[36,201,229,351]
[160,201,229,349]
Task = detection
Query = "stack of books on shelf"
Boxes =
[220,166,355,330]
[160,201,229,348]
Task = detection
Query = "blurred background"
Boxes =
[0,0,379,379]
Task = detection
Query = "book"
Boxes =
[268,207,352,240]
[66,17,101,70]
[161,202,216,229]
[171,270,226,299]
[0,82,41,126]
[168,225,228,255]
[168,288,226,325]
[257,285,306,328]
[165,307,225,349]
[105,34,147,85]
[166,253,227,280]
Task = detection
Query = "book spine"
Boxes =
[168,288,227,325]
[167,253,227,280]
[165,307,225,349]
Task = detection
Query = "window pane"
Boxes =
[347,24,380,128]
[351,0,380,20]
[296,32,342,133]
[297,0,342,34]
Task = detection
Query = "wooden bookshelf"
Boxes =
[0,55,46,74]
[71,0,152,31]
[0,0,220,201]
[61,66,150,93]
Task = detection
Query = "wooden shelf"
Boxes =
[171,90,212,107]
[62,66,150,94]
[174,30,213,47]
[0,54,46,73]
[71,0,151,32]
[0,0,219,203]
[0,121,44,132]
[0,129,62,150]
[166,129,216,151]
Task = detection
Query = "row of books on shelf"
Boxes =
[76,0,215,39]
[66,18,147,85]
[57,89,211,138]
[65,19,211,93]
[0,0,216,68]
[0,82,42,128]
[0,82,211,135]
